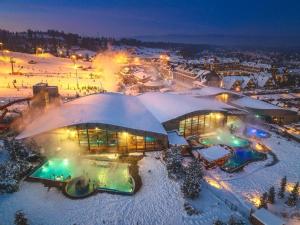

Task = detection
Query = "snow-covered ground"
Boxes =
[0,153,241,225]
[206,128,300,224]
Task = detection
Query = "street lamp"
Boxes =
[70,54,77,65]
[74,64,79,89]
[36,47,43,56]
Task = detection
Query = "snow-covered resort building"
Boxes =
[16,87,298,154]
[16,91,246,153]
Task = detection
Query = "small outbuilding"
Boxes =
[250,208,285,225]
[193,145,231,168]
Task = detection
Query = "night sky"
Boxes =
[1,0,300,38]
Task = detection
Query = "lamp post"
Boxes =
[10,57,15,75]
[74,64,79,89]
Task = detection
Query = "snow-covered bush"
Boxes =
[14,210,29,225]
[183,202,200,216]
[0,138,42,193]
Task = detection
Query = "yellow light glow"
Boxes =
[286,182,299,195]
[249,194,261,207]
[255,143,264,151]
[114,52,128,64]
[205,177,222,189]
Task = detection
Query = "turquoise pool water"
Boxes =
[200,134,250,148]
[30,158,134,194]
[221,148,266,172]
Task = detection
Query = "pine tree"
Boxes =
[165,147,183,178]
[181,159,203,199]
[14,210,28,225]
[268,186,276,204]
[286,182,299,207]
[258,192,268,209]
[278,176,287,199]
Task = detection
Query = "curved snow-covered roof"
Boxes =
[137,92,236,123]
[17,93,167,139]
[17,92,238,139]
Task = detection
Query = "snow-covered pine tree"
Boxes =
[14,210,28,225]
[267,186,275,204]
[278,176,287,199]
[258,192,268,209]
[181,159,202,199]
[165,147,183,178]
[286,182,299,207]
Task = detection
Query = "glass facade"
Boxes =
[179,112,225,137]
[48,124,164,153]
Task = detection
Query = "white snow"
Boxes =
[137,92,236,123]
[17,92,167,139]
[206,128,300,224]
[167,131,188,146]
[252,208,285,225]
[231,96,286,110]
[0,153,241,225]
[196,145,231,162]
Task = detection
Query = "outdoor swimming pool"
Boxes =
[29,158,134,195]
[200,133,250,148]
[244,127,271,139]
[221,148,266,173]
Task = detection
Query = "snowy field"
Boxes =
[0,153,241,225]
[207,128,300,224]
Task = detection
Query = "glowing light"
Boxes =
[249,195,261,207]
[42,166,48,173]
[233,139,240,145]
[205,177,222,189]
[63,159,69,166]
[114,52,128,64]
[235,86,241,92]
[254,143,264,151]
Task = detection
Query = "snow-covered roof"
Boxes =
[252,209,285,225]
[222,76,253,89]
[231,96,284,110]
[143,80,165,87]
[174,86,242,98]
[17,93,167,139]
[251,72,274,88]
[241,62,271,70]
[196,145,230,162]
[222,76,243,89]
[167,131,188,146]
[17,92,239,139]
[137,92,236,123]
[133,71,150,80]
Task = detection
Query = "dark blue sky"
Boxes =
[1,0,300,38]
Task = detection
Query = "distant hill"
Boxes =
[134,34,300,50]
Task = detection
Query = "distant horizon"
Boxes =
[2,27,300,49]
